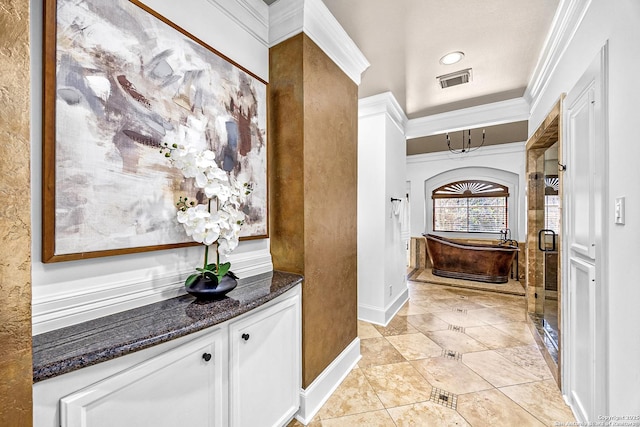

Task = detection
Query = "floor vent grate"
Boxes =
[430,387,457,409]
[452,308,468,314]
[441,349,462,361]
[448,324,466,333]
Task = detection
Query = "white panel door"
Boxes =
[229,292,301,427]
[563,44,608,423]
[60,329,223,427]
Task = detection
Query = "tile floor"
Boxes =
[289,280,576,426]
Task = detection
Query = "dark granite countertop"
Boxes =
[32,270,303,383]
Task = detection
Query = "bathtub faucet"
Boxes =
[499,228,511,243]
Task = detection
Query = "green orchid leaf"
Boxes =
[205,263,218,272]
[185,273,200,288]
[203,271,218,283]
[217,262,231,277]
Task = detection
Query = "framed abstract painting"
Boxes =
[43,0,268,262]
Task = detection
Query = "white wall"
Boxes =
[30,0,272,334]
[528,0,640,415]
[357,114,386,310]
[357,93,408,324]
[406,142,526,242]
[383,109,408,310]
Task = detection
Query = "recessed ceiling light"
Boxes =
[440,51,465,65]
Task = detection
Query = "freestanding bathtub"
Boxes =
[423,234,518,284]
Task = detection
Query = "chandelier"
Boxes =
[446,129,485,154]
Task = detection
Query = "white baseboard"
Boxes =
[295,337,361,425]
[358,287,409,326]
[32,250,273,334]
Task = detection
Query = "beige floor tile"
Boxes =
[495,345,553,380]
[305,285,572,427]
[411,357,493,395]
[467,296,525,312]
[358,320,383,339]
[464,325,529,349]
[425,288,466,300]
[402,295,453,312]
[456,389,546,426]
[359,337,406,368]
[373,316,418,336]
[462,350,541,387]
[433,297,488,311]
[396,299,431,315]
[319,410,396,427]
[422,300,459,312]
[467,306,526,325]
[411,270,525,296]
[500,379,576,425]
[406,313,450,333]
[362,362,432,407]
[432,310,488,327]
[407,287,435,302]
[387,401,471,427]
[425,329,488,354]
[494,305,529,320]
[386,333,443,360]
[287,418,321,427]
[316,368,384,419]
[492,321,537,344]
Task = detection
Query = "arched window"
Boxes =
[432,180,509,233]
[545,175,560,232]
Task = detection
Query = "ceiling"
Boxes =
[406,120,528,155]
[320,0,560,119]
[264,0,560,153]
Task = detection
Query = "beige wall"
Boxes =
[0,0,33,425]
[269,34,359,388]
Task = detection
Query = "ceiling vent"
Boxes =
[437,68,472,89]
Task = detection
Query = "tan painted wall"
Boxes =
[0,0,33,425]
[269,34,358,388]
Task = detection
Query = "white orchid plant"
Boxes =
[161,135,252,288]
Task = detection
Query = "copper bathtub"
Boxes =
[423,234,518,284]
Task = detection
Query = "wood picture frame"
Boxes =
[43,0,268,263]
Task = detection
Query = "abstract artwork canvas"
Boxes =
[43,0,268,262]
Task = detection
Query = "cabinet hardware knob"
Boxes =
[241,333,250,341]
[202,352,212,362]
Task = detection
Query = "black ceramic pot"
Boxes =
[185,273,238,300]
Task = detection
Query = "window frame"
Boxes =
[431,180,510,234]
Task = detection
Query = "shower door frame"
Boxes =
[524,97,564,386]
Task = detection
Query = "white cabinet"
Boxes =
[229,293,301,427]
[60,329,224,427]
[34,286,301,427]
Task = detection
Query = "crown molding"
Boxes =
[205,0,270,47]
[406,140,525,164]
[524,0,593,112]
[359,92,408,133]
[269,0,370,85]
[405,98,530,139]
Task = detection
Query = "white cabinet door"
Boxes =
[60,329,223,427]
[229,292,301,427]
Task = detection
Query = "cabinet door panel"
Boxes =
[566,84,597,259]
[229,293,301,427]
[60,330,223,427]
